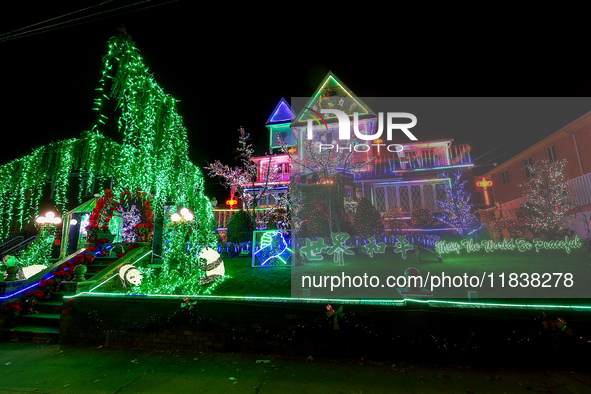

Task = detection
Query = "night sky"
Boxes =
[3,1,591,201]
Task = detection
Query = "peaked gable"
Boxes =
[295,71,373,125]
[267,97,296,124]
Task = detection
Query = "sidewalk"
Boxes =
[1,340,590,393]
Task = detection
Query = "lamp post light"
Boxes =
[171,207,194,223]
[36,211,62,226]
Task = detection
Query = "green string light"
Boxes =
[0,32,216,250]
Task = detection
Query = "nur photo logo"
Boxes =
[304,107,418,153]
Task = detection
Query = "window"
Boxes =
[546,145,557,162]
[501,170,510,185]
[523,157,533,179]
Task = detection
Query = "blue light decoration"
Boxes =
[267,98,296,149]
[268,98,296,124]
[252,230,294,267]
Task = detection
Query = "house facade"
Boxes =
[242,72,475,230]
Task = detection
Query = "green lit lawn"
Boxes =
[212,246,591,301]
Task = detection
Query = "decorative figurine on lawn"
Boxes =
[119,264,143,288]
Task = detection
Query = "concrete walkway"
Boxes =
[1,341,591,393]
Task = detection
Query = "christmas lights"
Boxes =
[519,159,574,239]
[0,32,216,248]
[434,235,583,255]
[436,170,478,234]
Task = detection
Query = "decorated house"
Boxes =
[247,98,295,208]
[245,72,475,233]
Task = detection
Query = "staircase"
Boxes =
[2,246,152,343]
[3,291,64,343]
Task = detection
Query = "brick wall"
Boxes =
[58,296,591,361]
[489,117,591,206]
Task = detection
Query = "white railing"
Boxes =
[569,172,591,207]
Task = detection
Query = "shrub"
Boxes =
[383,207,406,230]
[353,197,384,236]
[411,208,434,227]
[307,200,331,237]
[226,210,254,243]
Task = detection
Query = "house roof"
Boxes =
[266,98,296,125]
[485,110,591,176]
[293,71,375,126]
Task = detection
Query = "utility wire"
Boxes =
[0,0,114,39]
[0,0,179,43]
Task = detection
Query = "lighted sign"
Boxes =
[299,233,420,265]
[252,230,294,267]
[476,177,493,205]
[434,235,583,255]
[226,198,238,209]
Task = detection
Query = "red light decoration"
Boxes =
[476,177,493,205]
[226,198,238,209]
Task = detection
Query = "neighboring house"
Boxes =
[485,110,591,238]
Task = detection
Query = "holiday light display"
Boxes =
[252,230,293,266]
[434,235,583,255]
[436,170,478,234]
[0,31,215,247]
[206,127,281,222]
[137,206,221,295]
[519,159,574,238]
[298,232,429,264]
[18,217,59,267]
[476,177,493,206]
[353,197,384,236]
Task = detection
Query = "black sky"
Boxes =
[2,1,591,201]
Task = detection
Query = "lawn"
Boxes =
[210,240,591,302]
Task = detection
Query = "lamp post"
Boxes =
[171,207,194,223]
[36,211,62,226]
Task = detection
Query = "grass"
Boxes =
[209,240,591,303]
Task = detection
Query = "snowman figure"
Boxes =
[119,264,143,288]
[198,246,225,284]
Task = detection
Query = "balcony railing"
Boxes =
[356,144,472,177]
[213,208,273,230]
[257,172,291,183]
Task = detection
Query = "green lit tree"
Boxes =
[0,28,217,254]
[18,224,58,267]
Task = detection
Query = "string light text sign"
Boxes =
[435,235,583,255]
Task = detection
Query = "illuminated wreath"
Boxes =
[86,188,154,242]
[86,188,118,232]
